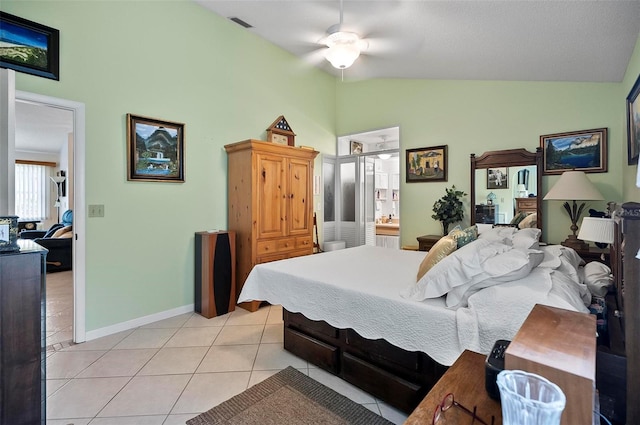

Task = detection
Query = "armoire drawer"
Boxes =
[296,236,313,249]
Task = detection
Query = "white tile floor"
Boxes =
[45,304,410,425]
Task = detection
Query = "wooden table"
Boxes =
[405,350,502,425]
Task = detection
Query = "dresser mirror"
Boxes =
[470,148,543,233]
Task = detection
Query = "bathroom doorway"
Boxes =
[323,127,400,249]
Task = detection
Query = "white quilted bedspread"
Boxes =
[238,245,588,366]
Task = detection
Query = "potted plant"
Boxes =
[431,185,467,234]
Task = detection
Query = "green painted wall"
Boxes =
[335,79,623,245]
[1,1,336,331]
[622,34,640,202]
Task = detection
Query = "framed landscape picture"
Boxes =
[127,114,185,183]
[627,74,640,165]
[406,145,447,182]
[350,140,363,155]
[540,128,608,175]
[0,12,60,80]
[487,167,508,189]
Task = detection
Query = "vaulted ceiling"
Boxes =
[196,0,640,82]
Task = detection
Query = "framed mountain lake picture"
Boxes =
[540,128,607,175]
[0,12,60,80]
[126,114,185,183]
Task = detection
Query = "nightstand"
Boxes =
[574,246,610,266]
[417,234,443,252]
[404,350,502,425]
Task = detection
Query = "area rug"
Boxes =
[186,366,394,425]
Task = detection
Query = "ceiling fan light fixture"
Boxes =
[324,31,361,69]
[378,153,392,160]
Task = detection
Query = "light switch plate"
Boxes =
[88,204,104,217]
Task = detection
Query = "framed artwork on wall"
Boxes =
[406,145,447,182]
[540,128,608,175]
[0,12,60,80]
[350,140,363,155]
[627,74,640,165]
[487,167,509,189]
[126,114,185,183]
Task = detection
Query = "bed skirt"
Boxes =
[283,309,447,413]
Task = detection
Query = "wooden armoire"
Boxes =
[225,139,319,311]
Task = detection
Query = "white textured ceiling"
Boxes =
[15,100,73,156]
[195,0,640,82]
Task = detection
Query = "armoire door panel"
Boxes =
[289,158,311,235]
[256,154,287,238]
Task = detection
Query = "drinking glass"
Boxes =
[497,370,566,425]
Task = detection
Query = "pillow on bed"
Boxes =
[510,211,528,226]
[512,228,541,250]
[583,261,613,297]
[518,213,537,229]
[405,238,511,301]
[448,225,478,248]
[416,236,458,281]
[477,226,518,244]
[445,248,545,308]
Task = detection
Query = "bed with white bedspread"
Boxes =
[238,231,592,412]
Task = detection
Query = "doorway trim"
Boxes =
[16,90,86,343]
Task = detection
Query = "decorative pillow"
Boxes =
[512,228,541,250]
[476,223,493,235]
[416,236,458,281]
[403,239,511,301]
[448,225,478,249]
[51,225,72,238]
[510,211,528,226]
[445,248,545,308]
[518,213,537,229]
[57,231,73,239]
[583,261,613,297]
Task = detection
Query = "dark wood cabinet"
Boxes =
[475,204,497,224]
[0,240,46,425]
[416,235,442,252]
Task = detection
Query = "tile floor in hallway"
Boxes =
[45,304,409,425]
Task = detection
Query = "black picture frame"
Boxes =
[487,167,509,189]
[540,128,608,175]
[126,114,185,183]
[627,74,640,165]
[0,12,60,81]
[405,145,447,182]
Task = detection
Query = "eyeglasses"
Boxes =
[432,393,495,425]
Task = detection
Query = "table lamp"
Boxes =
[543,171,604,251]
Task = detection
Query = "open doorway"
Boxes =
[14,90,86,344]
[324,127,400,249]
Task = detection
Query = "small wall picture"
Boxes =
[127,114,185,183]
[540,128,608,175]
[406,145,447,182]
[350,140,363,155]
[487,167,508,189]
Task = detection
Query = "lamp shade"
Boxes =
[50,175,66,184]
[577,217,614,244]
[543,171,604,201]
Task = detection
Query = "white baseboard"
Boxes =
[84,304,195,342]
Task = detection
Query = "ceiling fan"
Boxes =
[319,0,369,70]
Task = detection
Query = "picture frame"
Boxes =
[350,140,363,155]
[126,114,185,183]
[540,128,608,175]
[627,74,640,165]
[0,12,60,80]
[406,145,447,183]
[487,167,509,189]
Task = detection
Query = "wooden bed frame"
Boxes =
[283,309,447,413]
[282,216,631,417]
